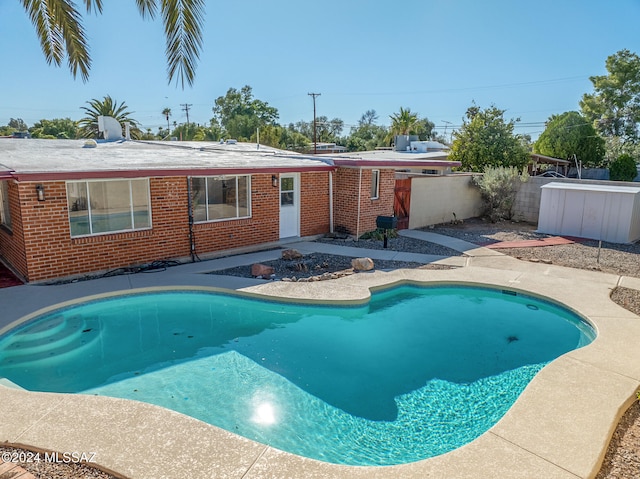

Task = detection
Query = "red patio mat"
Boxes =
[485,236,576,249]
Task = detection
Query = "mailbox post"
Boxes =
[375,216,397,249]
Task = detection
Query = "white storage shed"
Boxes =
[538,182,640,244]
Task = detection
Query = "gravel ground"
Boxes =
[4,218,640,478]
[0,446,118,479]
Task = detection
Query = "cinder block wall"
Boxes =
[333,168,395,236]
[408,174,483,228]
[513,176,640,223]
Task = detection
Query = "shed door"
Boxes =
[279,173,300,238]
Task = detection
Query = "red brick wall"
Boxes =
[13,178,192,282]
[2,169,387,281]
[193,174,280,252]
[300,171,330,236]
[0,180,27,278]
[333,168,395,236]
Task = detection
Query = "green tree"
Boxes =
[347,110,389,151]
[609,153,638,181]
[162,108,171,135]
[247,124,308,150]
[580,50,640,144]
[21,0,204,87]
[389,107,419,136]
[534,111,605,167]
[472,166,529,222]
[212,86,279,140]
[293,116,344,144]
[449,104,530,172]
[8,118,28,131]
[29,118,78,139]
[78,95,141,139]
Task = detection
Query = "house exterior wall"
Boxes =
[2,172,333,283]
[14,178,191,282]
[193,174,279,253]
[0,180,27,278]
[333,168,395,236]
[300,171,331,236]
[407,174,483,229]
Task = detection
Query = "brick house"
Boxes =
[0,139,459,282]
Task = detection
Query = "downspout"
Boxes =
[186,177,197,262]
[356,168,362,240]
[329,171,334,233]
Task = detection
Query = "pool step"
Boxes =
[0,315,100,366]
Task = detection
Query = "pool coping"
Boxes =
[1,256,639,479]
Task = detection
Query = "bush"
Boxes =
[472,166,528,222]
[609,154,638,182]
[360,228,398,241]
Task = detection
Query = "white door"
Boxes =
[279,173,300,238]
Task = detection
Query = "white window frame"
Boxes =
[370,169,380,200]
[66,178,152,237]
[0,181,11,230]
[191,175,252,223]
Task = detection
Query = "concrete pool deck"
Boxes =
[0,233,639,479]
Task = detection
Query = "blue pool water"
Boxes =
[0,285,594,465]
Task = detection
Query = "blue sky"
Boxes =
[1,0,639,140]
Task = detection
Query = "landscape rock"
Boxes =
[351,257,375,271]
[281,249,303,260]
[251,263,275,277]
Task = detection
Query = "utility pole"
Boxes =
[308,93,321,154]
[181,103,192,127]
[442,120,452,144]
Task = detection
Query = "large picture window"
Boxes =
[191,175,251,222]
[67,179,151,237]
[0,181,11,230]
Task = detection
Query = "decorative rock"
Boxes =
[251,263,275,277]
[351,257,375,271]
[282,249,303,260]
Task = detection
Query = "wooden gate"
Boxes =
[394,178,411,230]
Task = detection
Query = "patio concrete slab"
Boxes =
[3,387,267,479]
[243,431,581,479]
[0,240,639,479]
[619,275,640,291]
[490,356,639,479]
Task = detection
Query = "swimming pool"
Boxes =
[0,284,595,465]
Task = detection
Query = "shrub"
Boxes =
[472,166,529,222]
[360,228,398,241]
[609,154,638,182]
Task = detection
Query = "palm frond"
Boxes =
[22,0,91,81]
[21,0,65,67]
[162,0,205,88]
[83,0,103,14]
[135,0,157,18]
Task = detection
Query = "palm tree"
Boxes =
[20,0,205,87]
[389,107,419,136]
[162,108,172,135]
[78,95,141,139]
